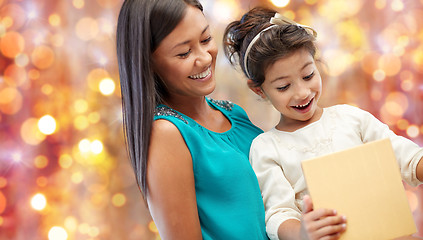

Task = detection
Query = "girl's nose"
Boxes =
[294,82,311,100]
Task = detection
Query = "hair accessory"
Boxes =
[243,13,317,79]
[270,13,317,38]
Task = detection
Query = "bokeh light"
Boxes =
[270,0,290,8]
[75,17,99,41]
[38,115,57,135]
[34,155,49,169]
[30,193,47,211]
[78,139,91,153]
[0,191,6,214]
[90,140,104,154]
[0,31,24,58]
[31,45,55,70]
[36,176,48,187]
[112,193,126,207]
[99,78,115,96]
[407,125,420,139]
[48,226,68,240]
[21,118,46,145]
[73,0,85,9]
[0,87,23,115]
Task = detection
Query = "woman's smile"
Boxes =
[189,66,212,81]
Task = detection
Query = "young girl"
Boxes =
[223,6,423,240]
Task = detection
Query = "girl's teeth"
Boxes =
[294,99,311,108]
[189,68,210,79]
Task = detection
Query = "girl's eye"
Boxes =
[277,84,290,91]
[177,50,191,58]
[201,36,212,44]
[304,71,315,80]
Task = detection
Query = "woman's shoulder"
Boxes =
[154,104,189,124]
[150,119,188,153]
[206,97,251,120]
[206,97,235,111]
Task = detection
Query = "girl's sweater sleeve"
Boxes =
[343,104,423,186]
[249,134,302,240]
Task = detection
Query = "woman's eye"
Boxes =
[277,84,290,91]
[177,50,191,58]
[201,36,212,44]
[304,71,315,80]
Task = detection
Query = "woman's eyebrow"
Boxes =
[172,25,210,50]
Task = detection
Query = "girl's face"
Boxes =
[255,48,323,130]
[152,5,217,100]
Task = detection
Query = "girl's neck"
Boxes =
[275,106,324,132]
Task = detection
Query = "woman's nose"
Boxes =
[195,46,212,67]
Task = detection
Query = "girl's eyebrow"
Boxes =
[172,25,210,50]
[270,61,313,83]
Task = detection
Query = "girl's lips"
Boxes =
[292,98,313,113]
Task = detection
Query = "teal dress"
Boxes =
[154,98,268,240]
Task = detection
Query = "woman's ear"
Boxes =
[247,79,266,99]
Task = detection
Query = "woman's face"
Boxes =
[152,5,218,100]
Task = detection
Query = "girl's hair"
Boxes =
[116,0,203,198]
[223,6,317,87]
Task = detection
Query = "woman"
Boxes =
[116,0,268,239]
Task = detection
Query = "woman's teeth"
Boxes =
[189,68,210,79]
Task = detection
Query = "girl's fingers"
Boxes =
[312,215,347,231]
[313,222,346,239]
[304,208,338,222]
[303,195,314,213]
[302,210,347,240]
[319,232,342,240]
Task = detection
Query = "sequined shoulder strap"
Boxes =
[207,98,234,111]
[154,105,188,124]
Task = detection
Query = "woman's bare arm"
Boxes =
[146,119,202,240]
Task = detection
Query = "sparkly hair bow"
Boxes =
[243,13,317,79]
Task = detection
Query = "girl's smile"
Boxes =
[252,48,323,132]
[291,97,315,113]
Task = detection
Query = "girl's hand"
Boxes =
[300,195,347,240]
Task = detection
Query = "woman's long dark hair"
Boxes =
[116,0,203,198]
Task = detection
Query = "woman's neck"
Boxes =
[163,96,231,133]
[163,96,209,120]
